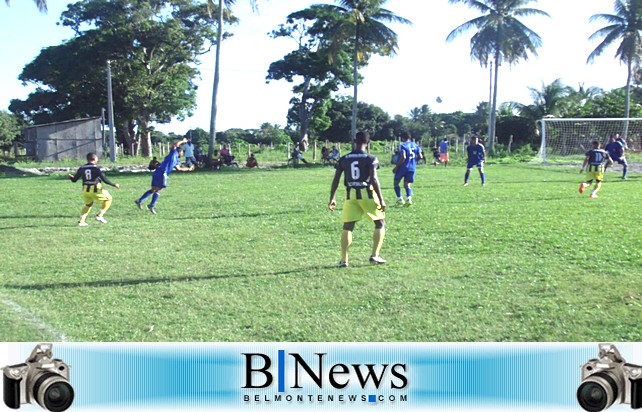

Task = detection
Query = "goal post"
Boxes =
[536,117,642,164]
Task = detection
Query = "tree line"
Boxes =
[2,0,642,158]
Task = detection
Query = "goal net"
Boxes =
[536,118,642,164]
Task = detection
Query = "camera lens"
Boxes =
[43,382,73,412]
[577,373,618,412]
[33,373,74,412]
[578,382,608,411]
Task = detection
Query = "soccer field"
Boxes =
[0,163,640,342]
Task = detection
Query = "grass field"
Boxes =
[0,160,640,342]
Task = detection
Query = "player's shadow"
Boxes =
[0,224,64,231]
[167,209,306,221]
[0,214,69,220]
[2,265,341,291]
[0,215,71,231]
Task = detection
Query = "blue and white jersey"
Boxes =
[397,141,422,172]
[467,143,485,163]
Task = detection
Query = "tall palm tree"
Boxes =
[587,0,642,125]
[446,0,549,154]
[5,0,47,12]
[317,0,411,141]
[206,0,258,158]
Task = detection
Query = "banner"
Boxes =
[2,342,639,412]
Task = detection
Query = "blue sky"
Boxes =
[0,0,630,135]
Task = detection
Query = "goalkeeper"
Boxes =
[604,134,628,180]
[579,140,613,199]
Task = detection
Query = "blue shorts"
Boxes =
[467,161,484,169]
[151,171,168,188]
[394,169,416,183]
[613,157,627,165]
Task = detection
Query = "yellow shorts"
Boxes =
[586,165,604,182]
[341,192,385,223]
[81,184,112,205]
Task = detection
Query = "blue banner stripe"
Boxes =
[278,349,285,393]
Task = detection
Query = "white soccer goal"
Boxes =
[536,118,642,163]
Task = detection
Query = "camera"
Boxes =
[3,344,74,411]
[577,343,642,411]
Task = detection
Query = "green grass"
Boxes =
[0,162,640,342]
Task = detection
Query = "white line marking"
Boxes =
[0,295,69,341]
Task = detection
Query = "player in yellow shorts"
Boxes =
[579,140,612,199]
[328,131,387,267]
[68,153,120,226]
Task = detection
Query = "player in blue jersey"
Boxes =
[438,137,450,167]
[135,138,193,214]
[464,136,486,186]
[604,134,628,180]
[328,131,387,267]
[68,153,120,226]
[579,140,613,198]
[393,131,424,206]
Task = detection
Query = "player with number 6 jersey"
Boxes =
[328,131,387,267]
[68,152,120,226]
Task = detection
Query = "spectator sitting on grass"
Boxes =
[292,143,309,164]
[246,153,258,168]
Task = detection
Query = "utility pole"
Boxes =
[106,60,116,162]
[487,61,493,152]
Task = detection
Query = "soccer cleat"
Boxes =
[396,198,405,206]
[404,199,413,207]
[463,182,469,187]
[95,216,108,224]
[369,256,387,265]
[147,205,157,214]
[589,193,598,199]
[579,183,588,194]
[622,176,627,180]
[336,262,349,268]
[77,221,88,227]
[135,199,143,210]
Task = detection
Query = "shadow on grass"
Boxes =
[167,209,307,221]
[3,264,349,291]
[0,225,70,231]
[0,214,69,220]
[0,215,72,230]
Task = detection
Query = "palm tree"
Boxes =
[446,0,549,154]
[316,0,411,141]
[206,0,258,159]
[527,78,572,117]
[5,0,47,12]
[587,0,642,125]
